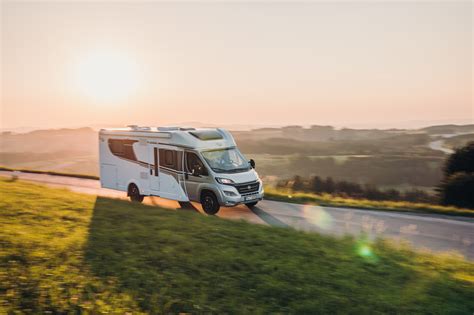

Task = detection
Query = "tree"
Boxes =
[444,141,474,176]
[439,172,474,208]
[385,189,401,201]
[439,141,474,209]
[309,176,324,193]
[292,175,305,192]
[324,177,335,194]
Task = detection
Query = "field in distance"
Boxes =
[1,124,474,190]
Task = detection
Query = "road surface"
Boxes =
[1,170,473,260]
[427,132,474,155]
[428,139,454,154]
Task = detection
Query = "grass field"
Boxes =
[1,179,474,313]
[0,166,99,180]
[264,187,474,218]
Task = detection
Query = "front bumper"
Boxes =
[218,183,264,207]
[222,192,264,207]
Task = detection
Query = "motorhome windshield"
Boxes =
[201,148,250,173]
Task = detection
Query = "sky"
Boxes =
[1,1,473,130]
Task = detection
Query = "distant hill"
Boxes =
[2,124,472,188]
[420,124,474,135]
[0,127,97,153]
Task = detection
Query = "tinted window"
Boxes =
[165,150,173,165]
[186,152,208,176]
[159,149,182,171]
[108,139,137,161]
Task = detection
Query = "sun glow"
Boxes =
[73,51,140,103]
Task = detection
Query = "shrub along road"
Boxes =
[0,170,473,260]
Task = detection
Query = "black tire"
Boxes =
[128,183,144,203]
[246,201,258,208]
[201,191,220,215]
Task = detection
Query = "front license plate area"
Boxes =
[244,194,258,201]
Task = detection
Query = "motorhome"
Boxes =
[99,126,264,214]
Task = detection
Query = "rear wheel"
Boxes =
[246,201,258,208]
[201,191,220,215]
[128,183,144,203]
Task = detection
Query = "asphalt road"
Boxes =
[1,170,473,260]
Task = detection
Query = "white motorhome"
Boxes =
[99,126,264,214]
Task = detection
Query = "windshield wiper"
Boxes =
[223,167,249,173]
[233,167,250,172]
[211,167,228,173]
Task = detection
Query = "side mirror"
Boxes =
[249,159,256,169]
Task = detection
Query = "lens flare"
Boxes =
[358,245,372,257]
[356,241,378,262]
[302,205,333,230]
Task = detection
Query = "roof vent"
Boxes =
[157,126,180,131]
[127,125,151,131]
[189,130,223,141]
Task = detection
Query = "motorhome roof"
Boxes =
[99,126,236,150]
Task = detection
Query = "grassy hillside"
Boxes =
[0,127,98,175]
[1,179,473,313]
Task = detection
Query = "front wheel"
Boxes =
[201,191,220,215]
[246,201,258,208]
[128,184,144,203]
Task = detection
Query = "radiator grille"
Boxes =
[235,181,260,195]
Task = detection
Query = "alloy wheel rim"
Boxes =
[204,196,214,210]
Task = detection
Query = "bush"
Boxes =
[280,176,436,203]
[444,141,474,176]
[439,141,474,209]
[439,172,474,209]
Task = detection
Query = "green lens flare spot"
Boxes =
[358,245,372,257]
[356,241,379,263]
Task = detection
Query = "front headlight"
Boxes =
[216,177,234,185]
[223,190,238,196]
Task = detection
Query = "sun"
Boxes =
[73,51,140,103]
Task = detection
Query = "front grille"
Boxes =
[235,181,260,195]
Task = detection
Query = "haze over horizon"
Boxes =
[1,1,472,130]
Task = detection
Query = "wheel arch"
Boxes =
[199,185,224,203]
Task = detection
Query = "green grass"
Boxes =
[1,179,473,313]
[0,166,99,180]
[265,187,474,218]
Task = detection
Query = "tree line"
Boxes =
[277,141,474,209]
[277,176,436,204]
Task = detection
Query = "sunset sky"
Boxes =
[1,1,472,130]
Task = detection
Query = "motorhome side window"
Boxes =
[159,149,182,171]
[186,152,208,176]
[165,151,173,165]
[108,139,137,161]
